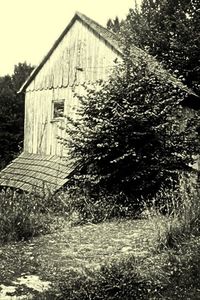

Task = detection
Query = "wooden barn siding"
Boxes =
[24,19,121,156]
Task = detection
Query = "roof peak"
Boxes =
[18,11,199,101]
[18,11,122,93]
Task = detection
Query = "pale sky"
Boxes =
[0,0,141,76]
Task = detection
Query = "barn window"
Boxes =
[52,100,64,119]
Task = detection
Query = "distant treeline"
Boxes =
[0,63,34,169]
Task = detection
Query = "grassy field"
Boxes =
[0,219,156,297]
[0,216,199,299]
[0,184,199,299]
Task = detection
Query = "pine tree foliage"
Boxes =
[106,17,121,33]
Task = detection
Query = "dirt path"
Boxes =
[0,219,157,299]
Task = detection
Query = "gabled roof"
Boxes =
[76,12,123,53]
[18,12,199,101]
[18,12,123,93]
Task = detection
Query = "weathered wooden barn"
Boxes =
[0,12,199,194]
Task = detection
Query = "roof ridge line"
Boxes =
[18,12,122,93]
[76,11,120,39]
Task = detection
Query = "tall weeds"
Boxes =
[146,172,200,249]
[0,189,57,243]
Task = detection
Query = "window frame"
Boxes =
[52,99,65,121]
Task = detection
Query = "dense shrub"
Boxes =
[121,0,200,99]
[64,60,199,213]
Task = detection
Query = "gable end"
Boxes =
[18,12,122,93]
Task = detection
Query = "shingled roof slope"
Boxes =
[19,12,199,98]
[0,152,74,194]
[76,12,123,53]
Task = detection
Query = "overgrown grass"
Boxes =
[37,175,200,300]
[146,174,200,250]
[34,236,200,300]
[54,256,159,300]
[59,190,144,225]
[160,237,200,299]
[0,188,67,243]
[0,173,199,299]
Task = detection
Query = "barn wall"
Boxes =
[24,19,121,156]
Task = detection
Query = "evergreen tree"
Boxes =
[107,17,121,33]
[0,62,34,169]
[106,19,114,31]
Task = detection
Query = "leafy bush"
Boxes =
[64,59,199,211]
[0,189,55,243]
[121,0,200,100]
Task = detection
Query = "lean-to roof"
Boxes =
[0,152,74,194]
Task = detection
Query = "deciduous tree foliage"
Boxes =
[0,63,34,169]
[65,0,200,207]
[121,0,200,97]
[65,61,199,205]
